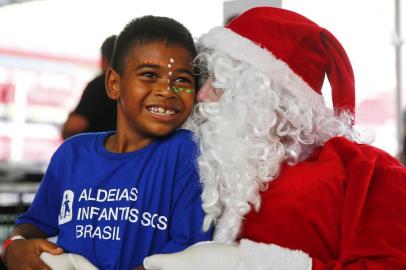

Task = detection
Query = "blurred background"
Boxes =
[0,0,405,266]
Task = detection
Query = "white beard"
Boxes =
[186,84,287,243]
[187,50,357,243]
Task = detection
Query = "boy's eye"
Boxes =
[174,77,193,85]
[141,72,157,79]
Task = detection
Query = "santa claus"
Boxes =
[143,6,406,270]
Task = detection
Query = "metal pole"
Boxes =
[394,0,404,152]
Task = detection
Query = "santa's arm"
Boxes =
[143,162,406,270]
[144,236,406,270]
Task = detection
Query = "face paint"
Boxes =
[172,86,195,94]
[168,58,194,94]
[143,58,195,94]
[167,58,174,91]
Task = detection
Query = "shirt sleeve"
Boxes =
[159,138,213,253]
[15,149,63,237]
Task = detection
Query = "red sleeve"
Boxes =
[312,143,406,269]
[240,138,406,270]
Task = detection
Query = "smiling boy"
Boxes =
[2,15,211,270]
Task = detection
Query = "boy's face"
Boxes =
[106,41,196,139]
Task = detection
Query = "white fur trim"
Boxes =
[200,27,325,111]
[239,239,312,270]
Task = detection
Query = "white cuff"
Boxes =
[239,239,312,270]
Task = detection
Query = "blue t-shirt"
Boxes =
[16,129,212,269]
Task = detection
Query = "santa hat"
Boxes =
[200,6,355,115]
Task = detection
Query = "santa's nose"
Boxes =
[197,78,223,102]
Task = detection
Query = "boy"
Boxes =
[2,15,212,270]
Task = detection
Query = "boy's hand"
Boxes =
[4,238,63,270]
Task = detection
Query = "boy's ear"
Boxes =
[106,68,121,100]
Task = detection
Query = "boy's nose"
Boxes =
[155,87,177,98]
[155,80,177,98]
[197,78,223,103]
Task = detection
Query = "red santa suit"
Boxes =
[142,7,406,270]
[143,136,406,270]
[239,136,406,269]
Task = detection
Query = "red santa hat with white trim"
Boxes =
[200,6,355,115]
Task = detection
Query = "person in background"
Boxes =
[143,7,406,270]
[396,111,406,166]
[61,35,117,139]
[2,15,211,270]
[398,132,406,165]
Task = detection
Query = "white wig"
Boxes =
[186,50,363,243]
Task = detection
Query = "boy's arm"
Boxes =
[3,224,63,270]
[6,143,66,269]
[10,223,48,238]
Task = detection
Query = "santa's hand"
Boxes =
[143,241,247,270]
[144,239,312,270]
[40,252,98,270]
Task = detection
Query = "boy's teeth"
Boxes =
[149,106,176,115]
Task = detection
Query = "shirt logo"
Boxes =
[59,190,74,225]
